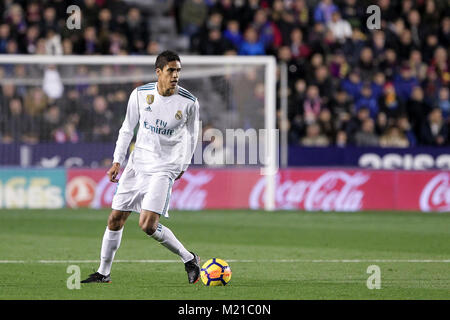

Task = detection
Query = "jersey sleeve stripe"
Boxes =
[178,87,196,98]
[178,91,196,102]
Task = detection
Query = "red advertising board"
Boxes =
[66,169,117,208]
[65,168,450,212]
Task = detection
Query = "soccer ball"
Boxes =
[200,258,232,286]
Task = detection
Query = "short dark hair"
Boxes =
[155,50,180,70]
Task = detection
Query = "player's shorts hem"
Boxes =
[111,206,134,213]
[141,208,162,215]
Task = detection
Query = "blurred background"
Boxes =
[0,0,449,211]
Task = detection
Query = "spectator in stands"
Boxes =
[317,108,335,141]
[422,66,442,106]
[0,83,17,108]
[346,106,370,144]
[39,103,62,142]
[439,16,450,48]
[289,28,311,60]
[379,125,409,148]
[375,111,389,136]
[45,28,63,55]
[5,39,18,54]
[407,9,424,48]
[371,31,387,65]
[213,0,239,23]
[329,51,349,80]
[436,87,450,119]
[238,26,265,55]
[330,89,351,129]
[407,86,429,137]
[394,64,419,102]
[97,8,114,39]
[62,38,73,55]
[355,83,379,119]
[54,121,80,143]
[312,65,334,105]
[379,82,403,119]
[180,0,208,37]
[379,48,398,81]
[75,26,99,54]
[431,46,449,86]
[423,0,441,31]
[0,24,10,53]
[278,45,303,82]
[420,108,448,146]
[372,72,386,100]
[124,7,149,54]
[305,52,324,81]
[41,6,59,34]
[327,11,352,44]
[313,0,338,24]
[24,87,48,117]
[26,2,41,26]
[408,49,427,82]
[303,85,322,124]
[358,47,376,81]
[81,0,100,28]
[397,114,417,147]
[335,130,347,147]
[422,33,439,64]
[397,29,416,62]
[87,95,114,142]
[252,8,282,51]
[301,122,329,146]
[223,20,242,49]
[292,0,309,30]
[341,69,362,102]
[2,97,38,144]
[288,78,307,121]
[146,40,161,55]
[19,23,40,54]
[6,4,27,39]
[340,0,364,29]
[199,27,232,55]
[355,118,379,147]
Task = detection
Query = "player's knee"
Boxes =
[108,211,127,231]
[139,219,158,236]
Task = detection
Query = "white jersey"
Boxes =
[113,82,200,180]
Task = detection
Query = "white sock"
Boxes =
[151,223,194,263]
[97,227,123,276]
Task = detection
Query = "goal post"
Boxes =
[0,54,278,211]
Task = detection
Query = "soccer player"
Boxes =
[81,51,201,284]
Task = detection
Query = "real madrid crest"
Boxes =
[146,94,154,105]
[175,110,182,120]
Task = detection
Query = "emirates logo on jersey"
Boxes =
[175,110,182,120]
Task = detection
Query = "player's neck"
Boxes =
[157,81,175,97]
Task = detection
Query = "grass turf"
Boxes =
[0,209,449,300]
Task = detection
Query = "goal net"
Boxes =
[0,55,277,210]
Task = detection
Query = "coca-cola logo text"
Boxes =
[419,173,450,212]
[250,171,369,211]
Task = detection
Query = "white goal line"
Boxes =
[0,259,449,264]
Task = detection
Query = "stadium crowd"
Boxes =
[0,0,449,147]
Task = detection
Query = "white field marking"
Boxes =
[0,259,449,264]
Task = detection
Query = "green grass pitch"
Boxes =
[0,209,449,300]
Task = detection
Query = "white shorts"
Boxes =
[111,166,174,218]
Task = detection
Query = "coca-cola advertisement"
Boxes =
[66,169,118,208]
[65,168,450,212]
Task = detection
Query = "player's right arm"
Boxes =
[109,88,139,182]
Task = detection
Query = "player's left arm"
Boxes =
[178,99,200,178]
